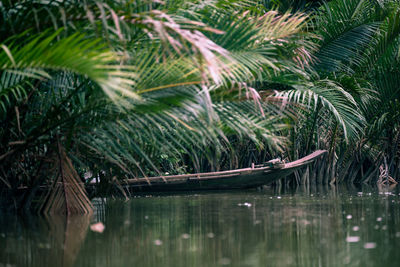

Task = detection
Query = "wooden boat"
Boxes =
[121,150,327,192]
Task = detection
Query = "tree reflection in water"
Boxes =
[1,186,400,267]
[0,213,91,267]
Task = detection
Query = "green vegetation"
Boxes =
[0,0,399,213]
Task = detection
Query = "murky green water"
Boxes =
[1,185,400,267]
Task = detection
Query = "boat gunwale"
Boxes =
[125,150,327,184]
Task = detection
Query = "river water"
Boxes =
[1,185,400,267]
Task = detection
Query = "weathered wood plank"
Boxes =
[122,150,328,192]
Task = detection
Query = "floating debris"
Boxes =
[364,242,377,249]
[382,225,388,230]
[277,196,282,199]
[377,217,383,222]
[154,239,163,246]
[238,202,252,207]
[346,215,352,220]
[90,222,105,233]
[352,226,360,231]
[346,236,360,243]
[144,215,149,220]
[181,233,190,239]
[207,233,215,238]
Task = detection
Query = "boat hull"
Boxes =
[119,150,327,193]
[123,170,293,193]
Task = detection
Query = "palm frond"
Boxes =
[276,79,366,141]
[0,30,136,104]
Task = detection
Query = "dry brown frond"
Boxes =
[40,142,93,215]
[134,10,231,84]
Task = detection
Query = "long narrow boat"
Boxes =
[122,150,327,192]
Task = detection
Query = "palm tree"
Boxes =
[0,0,313,213]
[275,0,400,184]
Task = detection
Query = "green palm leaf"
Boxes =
[276,80,365,141]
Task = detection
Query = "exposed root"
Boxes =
[40,142,93,215]
[378,164,398,185]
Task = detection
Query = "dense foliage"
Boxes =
[0,0,399,212]
[283,0,400,185]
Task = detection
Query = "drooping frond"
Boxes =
[0,30,136,103]
[312,0,380,73]
[276,79,366,141]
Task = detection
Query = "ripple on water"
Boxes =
[364,242,377,249]
[346,236,360,243]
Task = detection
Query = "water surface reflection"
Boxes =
[1,185,400,267]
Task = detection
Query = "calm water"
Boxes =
[1,185,400,267]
